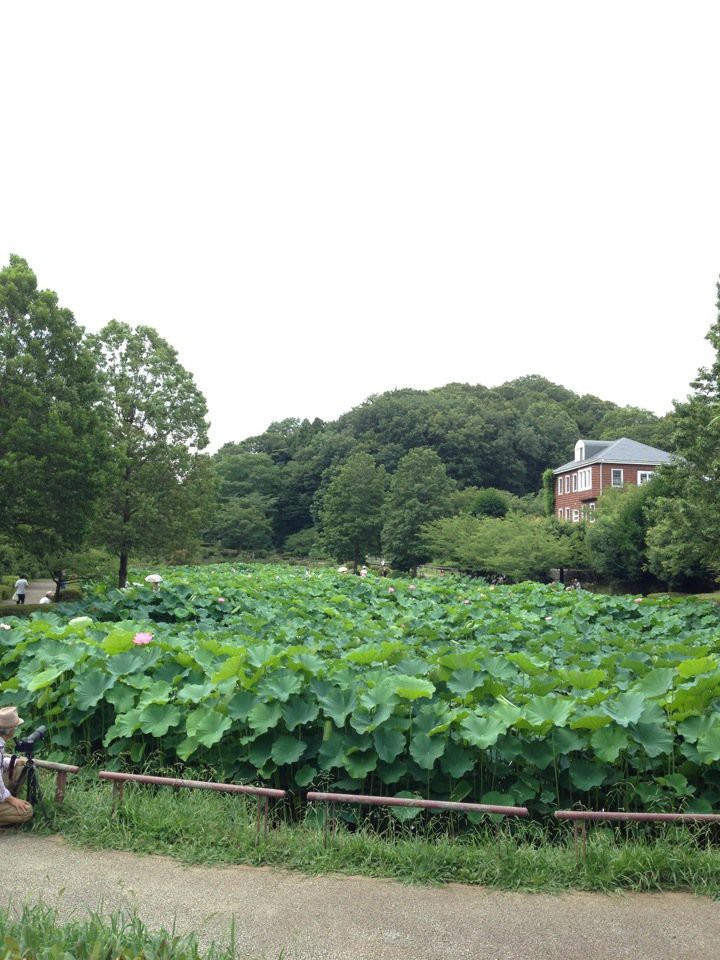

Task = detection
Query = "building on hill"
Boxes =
[553,438,672,521]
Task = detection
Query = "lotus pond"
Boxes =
[2,564,720,816]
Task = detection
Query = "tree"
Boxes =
[642,280,720,583]
[585,486,650,585]
[472,487,510,518]
[0,256,108,562]
[422,513,572,581]
[318,452,386,570]
[382,448,455,574]
[91,321,212,587]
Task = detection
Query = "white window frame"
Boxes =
[588,502,596,522]
[572,509,579,522]
[637,470,655,485]
[611,468,624,487]
[557,478,563,495]
[557,508,563,519]
[572,473,577,492]
[578,468,592,492]
[564,476,570,494]
[565,507,570,519]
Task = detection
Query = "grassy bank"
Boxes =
[30,775,720,897]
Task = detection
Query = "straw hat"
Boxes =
[0,706,24,730]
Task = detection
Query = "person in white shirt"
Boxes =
[14,576,29,605]
[38,592,54,605]
[0,706,33,825]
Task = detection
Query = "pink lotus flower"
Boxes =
[634,597,643,603]
[545,616,553,621]
[217,597,225,603]
[133,632,153,645]
[408,584,416,590]
[463,599,471,605]
[388,587,395,593]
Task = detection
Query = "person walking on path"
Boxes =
[13,576,29,605]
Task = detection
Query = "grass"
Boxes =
[28,774,720,897]
[0,902,264,959]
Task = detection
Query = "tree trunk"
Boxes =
[118,553,128,590]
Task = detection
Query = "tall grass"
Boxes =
[33,775,720,897]
[0,902,263,959]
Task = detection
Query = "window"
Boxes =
[557,478,563,495]
[558,508,563,519]
[565,507,570,519]
[572,473,577,492]
[611,469,623,487]
[564,476,570,494]
[572,509,579,522]
[588,502,596,522]
[637,470,655,485]
[578,468,592,491]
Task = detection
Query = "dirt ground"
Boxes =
[1,833,719,960]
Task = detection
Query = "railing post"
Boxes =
[54,771,68,806]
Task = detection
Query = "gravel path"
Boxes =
[1,833,718,959]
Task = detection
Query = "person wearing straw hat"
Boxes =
[0,707,32,825]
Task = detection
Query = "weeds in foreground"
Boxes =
[0,902,273,959]
[29,775,720,897]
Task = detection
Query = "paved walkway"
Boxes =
[1,579,57,607]
[0,834,718,959]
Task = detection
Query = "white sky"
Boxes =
[2,2,719,451]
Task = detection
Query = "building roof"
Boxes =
[553,437,673,474]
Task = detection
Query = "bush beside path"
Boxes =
[1,833,718,960]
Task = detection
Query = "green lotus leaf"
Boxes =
[246,643,283,669]
[447,669,485,696]
[524,694,573,729]
[247,700,283,734]
[318,730,346,770]
[376,758,407,784]
[520,738,555,769]
[139,703,182,736]
[350,703,394,734]
[136,680,173,708]
[676,657,717,679]
[271,735,306,765]
[373,725,406,763]
[570,712,612,731]
[27,666,66,692]
[506,652,547,676]
[388,791,422,822]
[633,668,674,698]
[678,714,717,743]
[106,649,161,676]
[440,739,475,778]
[591,724,629,762]
[185,707,233,747]
[105,682,136,714]
[257,670,303,702]
[392,675,435,700]
[344,749,378,779]
[359,680,397,710]
[211,656,244,683]
[601,690,645,727]
[569,759,611,791]
[696,719,720,763]
[248,733,274,768]
[295,764,317,787]
[552,727,585,753]
[103,708,143,743]
[409,732,446,770]
[630,722,673,757]
[101,630,136,655]
[282,695,320,731]
[317,687,356,726]
[176,681,214,703]
[227,691,257,720]
[460,714,506,749]
[73,671,116,711]
[558,668,607,691]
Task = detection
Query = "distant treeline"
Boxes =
[207,376,675,555]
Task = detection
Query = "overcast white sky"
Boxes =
[2,2,719,451]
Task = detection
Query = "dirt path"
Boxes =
[0,834,718,960]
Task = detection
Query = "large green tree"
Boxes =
[91,321,212,587]
[0,255,108,563]
[317,452,386,571]
[382,447,455,574]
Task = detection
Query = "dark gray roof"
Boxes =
[554,437,673,474]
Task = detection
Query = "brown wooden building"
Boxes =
[553,438,672,521]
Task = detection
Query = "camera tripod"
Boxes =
[10,755,49,821]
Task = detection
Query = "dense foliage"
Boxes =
[3,565,720,817]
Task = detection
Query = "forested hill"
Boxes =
[210,375,675,552]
